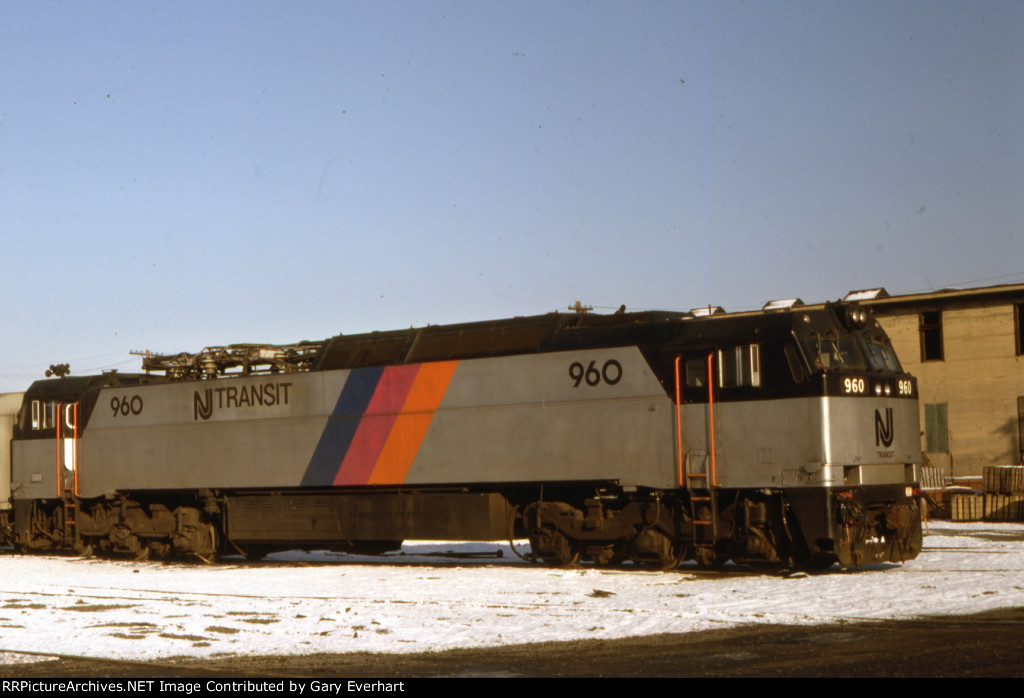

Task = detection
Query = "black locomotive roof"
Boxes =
[20,304,867,391]
[16,372,169,438]
[23,372,166,401]
[314,307,815,371]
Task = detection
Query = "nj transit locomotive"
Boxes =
[0,302,923,569]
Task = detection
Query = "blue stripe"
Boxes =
[300,367,385,487]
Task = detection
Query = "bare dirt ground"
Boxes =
[7,607,1023,678]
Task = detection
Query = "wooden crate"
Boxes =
[951,493,985,521]
[983,493,1024,521]
[983,465,1024,495]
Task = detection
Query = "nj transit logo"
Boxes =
[193,382,292,421]
[874,407,894,447]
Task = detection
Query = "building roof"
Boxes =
[846,282,1024,311]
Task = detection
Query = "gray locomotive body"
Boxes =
[1,303,922,569]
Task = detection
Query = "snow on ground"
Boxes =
[0,520,1021,663]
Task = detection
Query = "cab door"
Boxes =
[56,402,79,495]
[678,352,718,489]
[680,344,761,489]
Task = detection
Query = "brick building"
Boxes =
[849,284,1024,479]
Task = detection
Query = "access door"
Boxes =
[56,402,79,496]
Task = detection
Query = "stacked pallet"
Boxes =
[951,492,985,521]
[919,464,945,490]
[982,493,1024,521]
[951,465,1024,522]
[984,465,1024,494]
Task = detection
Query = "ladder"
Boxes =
[61,488,77,546]
[685,454,718,551]
[676,353,720,556]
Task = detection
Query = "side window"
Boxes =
[685,358,707,389]
[920,310,944,361]
[29,400,58,431]
[784,344,806,383]
[718,344,761,388]
[1016,303,1024,356]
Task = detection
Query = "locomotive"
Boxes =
[0,301,923,569]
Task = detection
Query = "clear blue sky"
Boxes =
[2,1,1021,391]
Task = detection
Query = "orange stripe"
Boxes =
[367,361,458,484]
[333,364,420,485]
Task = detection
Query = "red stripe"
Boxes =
[367,361,458,484]
[333,364,421,485]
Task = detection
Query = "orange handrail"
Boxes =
[55,402,80,497]
[55,403,62,497]
[72,403,79,497]
[706,353,717,487]
[674,355,683,486]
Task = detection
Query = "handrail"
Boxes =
[707,353,717,487]
[55,402,80,497]
[674,355,683,486]
[55,402,62,498]
[71,403,79,497]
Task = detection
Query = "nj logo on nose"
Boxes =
[874,407,894,447]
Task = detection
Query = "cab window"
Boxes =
[718,344,761,388]
[30,400,57,430]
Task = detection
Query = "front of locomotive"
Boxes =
[787,303,923,567]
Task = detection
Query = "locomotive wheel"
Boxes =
[629,529,684,570]
[529,532,580,567]
[109,524,141,558]
[694,544,729,568]
[192,523,219,564]
[586,542,626,567]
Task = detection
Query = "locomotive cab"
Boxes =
[729,304,920,567]
[790,304,921,490]
[660,303,922,567]
[789,305,923,567]
[5,373,167,552]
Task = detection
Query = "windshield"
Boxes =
[860,337,902,372]
[802,334,867,372]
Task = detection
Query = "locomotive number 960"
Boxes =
[568,359,622,388]
[111,395,144,417]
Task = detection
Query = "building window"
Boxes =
[924,403,949,453]
[920,310,944,361]
[1016,303,1024,356]
[1017,397,1024,463]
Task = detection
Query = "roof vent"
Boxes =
[843,288,890,301]
[762,298,804,311]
